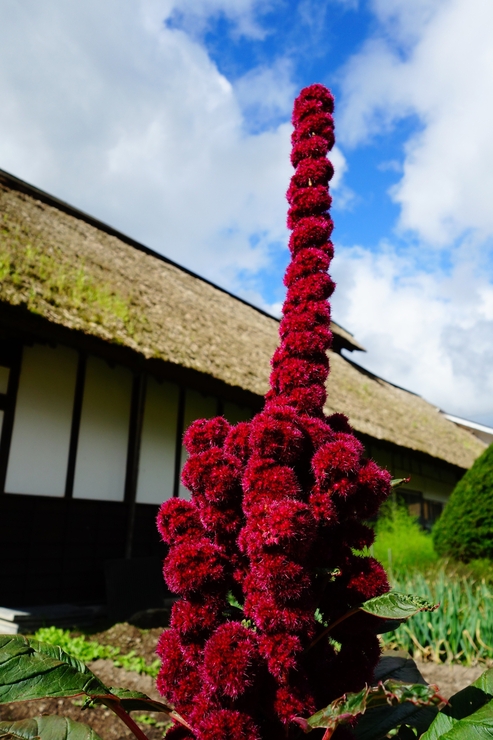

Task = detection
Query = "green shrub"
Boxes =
[373,498,438,574]
[433,443,493,561]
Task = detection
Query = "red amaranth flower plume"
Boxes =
[156,83,392,739]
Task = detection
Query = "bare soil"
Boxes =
[0,623,488,740]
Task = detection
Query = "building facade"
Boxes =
[0,169,486,608]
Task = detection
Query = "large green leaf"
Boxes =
[0,635,186,729]
[354,655,439,740]
[294,680,442,736]
[421,668,493,740]
[424,698,493,739]
[0,715,104,740]
[359,593,438,621]
[0,636,108,703]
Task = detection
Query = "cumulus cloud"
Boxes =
[338,0,493,246]
[331,241,493,426]
[0,0,292,292]
[332,0,493,425]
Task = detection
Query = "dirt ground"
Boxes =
[0,622,488,740]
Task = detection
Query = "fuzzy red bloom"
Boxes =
[286,272,336,304]
[280,328,333,357]
[181,448,241,503]
[249,414,305,464]
[282,383,328,415]
[156,629,203,712]
[287,185,332,222]
[290,158,334,188]
[273,356,328,393]
[284,248,331,287]
[196,710,260,740]
[274,682,316,725]
[250,555,312,601]
[157,498,204,545]
[292,112,334,143]
[288,216,334,254]
[242,500,316,554]
[199,501,243,538]
[312,434,364,484]
[164,539,225,595]
[258,632,302,679]
[184,417,231,455]
[157,83,392,734]
[309,488,338,523]
[203,622,260,698]
[290,135,331,168]
[292,84,334,122]
[279,302,331,336]
[224,422,251,463]
[346,556,389,602]
[244,586,314,634]
[171,595,224,638]
[242,458,300,510]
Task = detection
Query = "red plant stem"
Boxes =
[100,699,152,740]
[307,607,359,651]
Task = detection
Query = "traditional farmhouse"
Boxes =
[0,169,486,612]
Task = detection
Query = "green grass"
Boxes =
[33,627,160,678]
[371,501,493,664]
[381,569,493,665]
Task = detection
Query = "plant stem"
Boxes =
[101,699,152,740]
[307,607,359,652]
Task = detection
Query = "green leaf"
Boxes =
[422,698,493,739]
[104,687,180,715]
[0,715,103,740]
[421,668,493,740]
[294,680,442,735]
[391,478,411,489]
[354,655,440,740]
[226,592,244,612]
[0,635,108,703]
[359,592,438,621]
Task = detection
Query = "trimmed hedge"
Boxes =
[433,442,493,561]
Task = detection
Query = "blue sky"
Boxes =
[1,0,493,426]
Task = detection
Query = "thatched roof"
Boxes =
[0,170,484,470]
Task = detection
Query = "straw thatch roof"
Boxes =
[0,170,485,470]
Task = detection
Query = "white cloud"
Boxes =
[329,0,493,426]
[0,0,295,292]
[331,241,493,426]
[338,0,493,246]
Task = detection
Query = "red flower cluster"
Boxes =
[157,83,392,740]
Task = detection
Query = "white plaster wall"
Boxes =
[136,377,179,505]
[5,344,77,496]
[72,356,132,501]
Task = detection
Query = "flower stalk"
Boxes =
[156,83,392,740]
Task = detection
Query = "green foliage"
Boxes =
[433,443,493,562]
[33,628,159,678]
[0,715,105,740]
[373,499,439,574]
[0,634,182,740]
[299,680,442,739]
[381,569,493,664]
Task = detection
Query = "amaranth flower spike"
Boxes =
[156,83,392,740]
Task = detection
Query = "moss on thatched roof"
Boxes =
[0,171,485,470]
